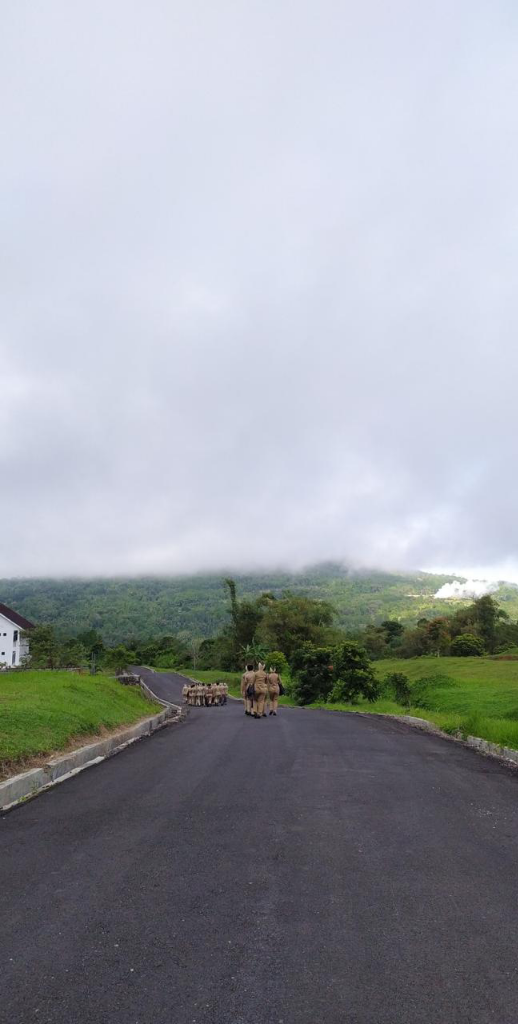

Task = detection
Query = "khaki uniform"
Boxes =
[267,672,281,714]
[215,683,224,705]
[222,682,228,704]
[241,670,255,714]
[253,668,268,717]
[211,683,218,705]
[196,683,203,707]
[182,684,189,703]
[205,683,212,706]
[188,685,195,706]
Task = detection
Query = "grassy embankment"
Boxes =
[314,657,518,749]
[0,670,161,777]
[179,660,518,750]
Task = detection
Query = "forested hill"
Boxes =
[1,566,518,644]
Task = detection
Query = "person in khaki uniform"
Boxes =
[253,662,268,718]
[267,667,281,715]
[189,684,196,706]
[222,682,228,704]
[205,683,212,707]
[182,683,189,704]
[211,682,219,705]
[215,682,224,705]
[241,665,255,715]
[196,682,204,707]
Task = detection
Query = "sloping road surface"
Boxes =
[2,669,518,1024]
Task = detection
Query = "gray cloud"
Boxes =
[2,1,518,578]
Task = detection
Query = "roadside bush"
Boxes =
[330,642,379,704]
[291,646,334,705]
[384,672,412,708]
[450,634,485,657]
[291,641,379,705]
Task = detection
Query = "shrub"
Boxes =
[384,672,412,707]
[330,642,379,704]
[450,634,485,657]
[290,645,334,705]
[265,651,289,676]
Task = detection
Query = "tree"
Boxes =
[76,629,105,658]
[397,626,428,658]
[177,632,204,670]
[291,641,379,706]
[380,620,404,643]
[329,642,379,703]
[197,638,217,670]
[61,638,88,668]
[102,645,135,673]
[425,617,451,656]
[355,626,389,660]
[291,645,334,705]
[239,641,268,668]
[24,624,62,669]
[472,595,504,654]
[223,579,264,667]
[450,634,485,657]
[259,594,336,661]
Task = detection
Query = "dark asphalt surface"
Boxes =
[2,670,518,1024]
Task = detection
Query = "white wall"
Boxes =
[0,613,29,667]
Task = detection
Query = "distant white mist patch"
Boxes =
[434,580,498,600]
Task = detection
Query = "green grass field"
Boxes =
[313,657,518,750]
[0,670,160,775]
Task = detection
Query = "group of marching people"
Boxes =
[241,663,283,718]
[182,680,228,707]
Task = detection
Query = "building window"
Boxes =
[13,630,18,643]
[12,651,15,665]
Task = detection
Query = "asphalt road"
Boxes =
[2,670,518,1024]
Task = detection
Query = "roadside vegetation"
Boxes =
[10,578,518,759]
[307,656,518,751]
[0,670,160,777]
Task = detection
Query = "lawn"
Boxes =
[311,656,518,750]
[0,670,161,776]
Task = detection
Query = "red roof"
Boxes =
[0,603,35,630]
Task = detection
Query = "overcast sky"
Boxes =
[2,1,518,580]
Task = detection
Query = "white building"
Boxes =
[0,603,34,667]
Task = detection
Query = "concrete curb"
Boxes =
[319,707,518,769]
[0,706,180,814]
[388,713,518,768]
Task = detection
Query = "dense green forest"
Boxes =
[2,565,518,643]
